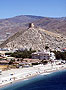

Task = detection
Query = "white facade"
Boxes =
[32,51,55,60]
[50,52,55,60]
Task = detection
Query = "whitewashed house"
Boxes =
[50,52,56,60]
[32,51,55,60]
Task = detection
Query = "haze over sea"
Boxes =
[1,70,66,90]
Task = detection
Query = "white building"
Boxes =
[32,51,55,60]
[50,52,56,60]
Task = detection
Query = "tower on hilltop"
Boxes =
[29,23,34,28]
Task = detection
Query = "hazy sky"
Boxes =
[0,0,66,19]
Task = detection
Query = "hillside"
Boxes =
[0,27,66,51]
[33,17,66,35]
[0,15,43,44]
[0,15,66,44]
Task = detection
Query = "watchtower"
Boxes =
[29,23,34,28]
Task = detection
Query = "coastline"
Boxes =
[0,64,66,89]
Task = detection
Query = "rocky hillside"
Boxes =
[34,17,66,35]
[0,15,66,50]
[0,27,66,51]
[0,15,43,43]
[0,15,66,43]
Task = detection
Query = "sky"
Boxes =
[0,0,66,19]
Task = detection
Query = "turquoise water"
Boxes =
[1,70,66,90]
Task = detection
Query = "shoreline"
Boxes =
[0,64,66,89]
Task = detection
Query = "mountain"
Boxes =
[0,27,66,51]
[0,15,66,50]
[0,15,43,44]
[0,15,66,44]
[33,17,66,35]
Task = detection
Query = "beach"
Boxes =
[0,63,66,88]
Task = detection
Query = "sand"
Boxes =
[0,63,66,88]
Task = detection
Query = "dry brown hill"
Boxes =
[0,27,66,51]
[0,15,66,44]
[0,15,66,50]
[33,17,66,35]
[0,15,43,43]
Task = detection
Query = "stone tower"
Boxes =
[29,23,34,28]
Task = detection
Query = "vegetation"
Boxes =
[9,59,15,65]
[41,60,48,65]
[45,46,49,50]
[6,48,36,59]
[53,51,66,60]
[32,62,39,65]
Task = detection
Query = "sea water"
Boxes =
[1,70,66,90]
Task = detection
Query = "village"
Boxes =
[0,46,66,71]
[0,23,66,87]
[0,23,66,71]
[0,0,66,89]
[0,46,66,87]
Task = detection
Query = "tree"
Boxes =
[9,59,15,65]
[10,49,36,59]
[45,46,49,50]
[53,51,66,60]
[41,60,48,65]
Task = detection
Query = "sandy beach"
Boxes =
[0,63,66,88]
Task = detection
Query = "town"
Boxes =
[0,23,66,87]
[0,46,66,86]
[0,47,66,70]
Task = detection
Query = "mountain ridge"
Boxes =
[0,27,66,51]
[0,15,44,43]
[0,15,66,50]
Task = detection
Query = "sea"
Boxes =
[0,70,66,90]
